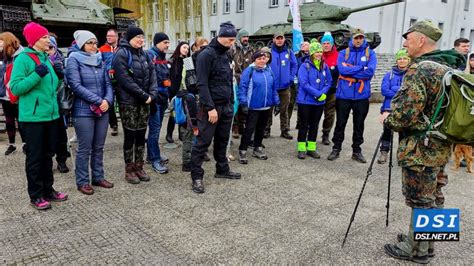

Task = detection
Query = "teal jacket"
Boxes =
[9,47,59,122]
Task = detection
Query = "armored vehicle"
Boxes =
[250,0,404,50]
[0,0,135,47]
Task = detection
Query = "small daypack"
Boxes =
[174,93,195,126]
[4,53,42,104]
[424,62,474,144]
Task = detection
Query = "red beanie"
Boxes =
[23,22,49,47]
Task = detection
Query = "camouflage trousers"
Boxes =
[119,104,149,164]
[179,125,194,165]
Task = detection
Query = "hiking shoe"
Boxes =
[111,125,118,136]
[322,135,330,145]
[297,151,306,159]
[78,184,95,195]
[307,151,321,159]
[92,179,114,189]
[203,154,211,161]
[152,160,168,174]
[396,233,435,257]
[215,171,241,179]
[165,134,174,144]
[280,131,293,140]
[239,150,248,164]
[377,151,388,164]
[182,163,191,172]
[192,179,205,193]
[31,198,51,210]
[352,153,367,163]
[135,162,150,181]
[384,244,430,264]
[57,161,70,173]
[263,129,270,139]
[5,145,16,155]
[125,163,140,184]
[460,159,467,167]
[253,147,268,160]
[45,191,68,202]
[327,150,340,161]
[160,155,169,164]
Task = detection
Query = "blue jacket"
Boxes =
[147,46,170,104]
[239,65,280,110]
[296,61,332,106]
[65,51,114,117]
[380,66,406,112]
[270,44,297,90]
[336,39,377,100]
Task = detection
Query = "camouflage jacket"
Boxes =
[230,42,255,84]
[385,50,465,167]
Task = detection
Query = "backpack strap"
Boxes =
[365,47,370,61]
[344,47,350,61]
[26,53,41,65]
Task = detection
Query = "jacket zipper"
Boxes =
[33,97,39,115]
[263,70,268,107]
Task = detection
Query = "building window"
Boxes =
[270,0,279,8]
[409,18,417,27]
[186,0,191,18]
[237,0,244,12]
[152,2,159,22]
[224,0,230,14]
[211,30,217,38]
[196,1,202,17]
[438,22,444,31]
[441,0,447,3]
[211,0,217,15]
[460,28,465,37]
[164,2,169,21]
[464,0,470,10]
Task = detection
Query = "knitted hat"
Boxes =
[218,21,237,38]
[153,32,169,46]
[23,22,49,47]
[395,48,409,60]
[73,30,97,49]
[49,36,58,49]
[126,26,144,41]
[321,32,334,45]
[252,51,266,62]
[309,39,323,55]
[237,29,249,40]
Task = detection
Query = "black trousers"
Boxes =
[297,104,324,143]
[108,101,118,128]
[191,104,233,181]
[21,120,58,201]
[1,99,24,144]
[332,99,369,153]
[56,115,69,163]
[239,109,271,151]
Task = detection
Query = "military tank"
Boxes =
[250,0,404,50]
[0,0,135,47]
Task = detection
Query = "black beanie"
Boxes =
[126,26,144,41]
[218,21,237,38]
[252,51,266,62]
[153,32,169,46]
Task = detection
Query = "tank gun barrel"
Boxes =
[347,0,404,15]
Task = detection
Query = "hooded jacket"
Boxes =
[296,60,332,106]
[270,43,298,90]
[336,39,377,100]
[238,65,279,110]
[147,46,170,104]
[9,47,59,122]
[196,37,233,111]
[113,38,158,106]
[380,66,406,112]
[65,50,114,117]
[323,45,339,95]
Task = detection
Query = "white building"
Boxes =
[198,0,474,53]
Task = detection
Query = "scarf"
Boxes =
[69,51,103,66]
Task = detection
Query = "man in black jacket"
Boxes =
[190,22,241,193]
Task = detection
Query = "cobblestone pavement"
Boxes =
[0,104,472,264]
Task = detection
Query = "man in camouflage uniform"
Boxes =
[230,29,254,138]
[383,20,465,264]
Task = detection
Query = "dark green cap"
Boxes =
[402,20,442,41]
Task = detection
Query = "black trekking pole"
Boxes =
[342,133,383,248]
[385,131,394,227]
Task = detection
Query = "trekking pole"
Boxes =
[386,131,394,227]
[342,132,383,248]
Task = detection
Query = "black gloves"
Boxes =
[35,63,49,77]
[53,62,64,79]
[240,105,249,115]
[274,105,280,116]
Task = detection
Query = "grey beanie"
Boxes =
[218,21,237,38]
[73,30,97,49]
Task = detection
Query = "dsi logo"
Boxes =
[413,208,460,241]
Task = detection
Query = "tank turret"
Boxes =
[250,0,404,50]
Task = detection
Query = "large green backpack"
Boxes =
[427,69,474,144]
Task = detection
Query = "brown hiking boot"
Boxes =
[125,163,140,184]
[135,162,150,182]
[377,151,388,164]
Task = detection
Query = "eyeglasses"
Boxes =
[85,41,98,46]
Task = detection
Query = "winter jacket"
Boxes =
[230,42,254,84]
[270,43,297,90]
[99,43,117,71]
[147,46,170,105]
[1,46,24,100]
[65,51,114,117]
[196,37,233,111]
[239,65,280,110]
[9,47,59,122]
[297,61,332,106]
[169,56,184,98]
[113,38,158,106]
[336,40,377,100]
[380,66,406,112]
[323,46,339,95]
